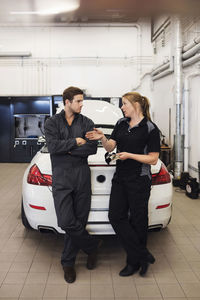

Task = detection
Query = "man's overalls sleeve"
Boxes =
[70,118,98,157]
[44,117,77,155]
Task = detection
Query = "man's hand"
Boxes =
[118,152,131,160]
[85,128,104,140]
[76,137,86,146]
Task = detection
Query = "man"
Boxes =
[44,86,101,283]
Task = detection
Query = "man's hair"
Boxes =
[63,86,84,105]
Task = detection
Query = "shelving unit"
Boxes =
[0,96,52,163]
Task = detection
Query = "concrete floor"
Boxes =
[0,163,200,299]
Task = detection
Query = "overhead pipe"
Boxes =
[0,51,32,57]
[152,62,170,76]
[152,68,173,81]
[151,47,200,79]
[173,15,184,180]
[151,18,171,42]
[183,36,200,53]
[182,43,200,60]
[151,59,169,75]
[0,22,141,28]
[151,31,200,80]
[183,53,200,67]
[152,57,174,81]
[183,72,200,172]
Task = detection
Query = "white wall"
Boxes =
[187,75,200,178]
[136,73,175,146]
[151,75,175,146]
[151,68,200,179]
[0,24,153,97]
[138,17,200,178]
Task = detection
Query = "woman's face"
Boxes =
[121,97,135,117]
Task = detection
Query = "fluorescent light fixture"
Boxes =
[0,52,32,57]
[10,11,37,15]
[10,0,80,15]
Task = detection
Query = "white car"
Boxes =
[22,100,173,235]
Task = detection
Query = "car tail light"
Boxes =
[29,204,46,210]
[27,164,52,186]
[156,203,170,209]
[152,163,171,185]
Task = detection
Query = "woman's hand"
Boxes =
[117,152,131,160]
[85,128,104,140]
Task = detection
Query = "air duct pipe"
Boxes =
[183,53,200,68]
[183,36,200,53]
[151,35,200,81]
[182,43,200,60]
[173,16,184,179]
[152,57,174,81]
[183,72,200,172]
[152,62,170,76]
[0,52,32,57]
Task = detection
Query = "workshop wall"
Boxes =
[0,23,153,97]
[138,17,200,178]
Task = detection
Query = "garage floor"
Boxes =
[1,164,200,299]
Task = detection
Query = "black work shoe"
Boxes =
[86,240,103,270]
[147,253,155,264]
[63,266,76,283]
[139,261,149,276]
[119,264,140,277]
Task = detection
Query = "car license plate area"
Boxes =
[90,166,115,194]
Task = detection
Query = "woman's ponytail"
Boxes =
[142,96,151,121]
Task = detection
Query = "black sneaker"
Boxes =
[119,264,140,277]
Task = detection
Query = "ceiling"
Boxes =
[0,0,200,25]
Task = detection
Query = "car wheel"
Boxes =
[21,200,32,229]
[149,227,161,232]
[167,216,172,225]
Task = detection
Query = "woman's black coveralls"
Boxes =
[108,117,160,267]
[44,110,98,267]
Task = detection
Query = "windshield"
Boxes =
[40,124,114,153]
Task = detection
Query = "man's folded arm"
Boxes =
[44,118,77,155]
[70,119,98,157]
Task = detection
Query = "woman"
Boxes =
[85,92,160,276]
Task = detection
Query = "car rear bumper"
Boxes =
[22,169,173,234]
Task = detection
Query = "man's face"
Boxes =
[66,94,84,114]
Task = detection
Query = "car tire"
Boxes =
[167,216,172,225]
[149,227,161,232]
[21,200,32,229]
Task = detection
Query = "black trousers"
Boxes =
[108,172,151,266]
[52,162,98,267]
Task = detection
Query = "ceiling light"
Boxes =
[10,0,80,16]
[0,52,32,57]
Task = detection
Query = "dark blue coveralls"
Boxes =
[44,109,98,267]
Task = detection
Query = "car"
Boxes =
[22,100,173,235]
